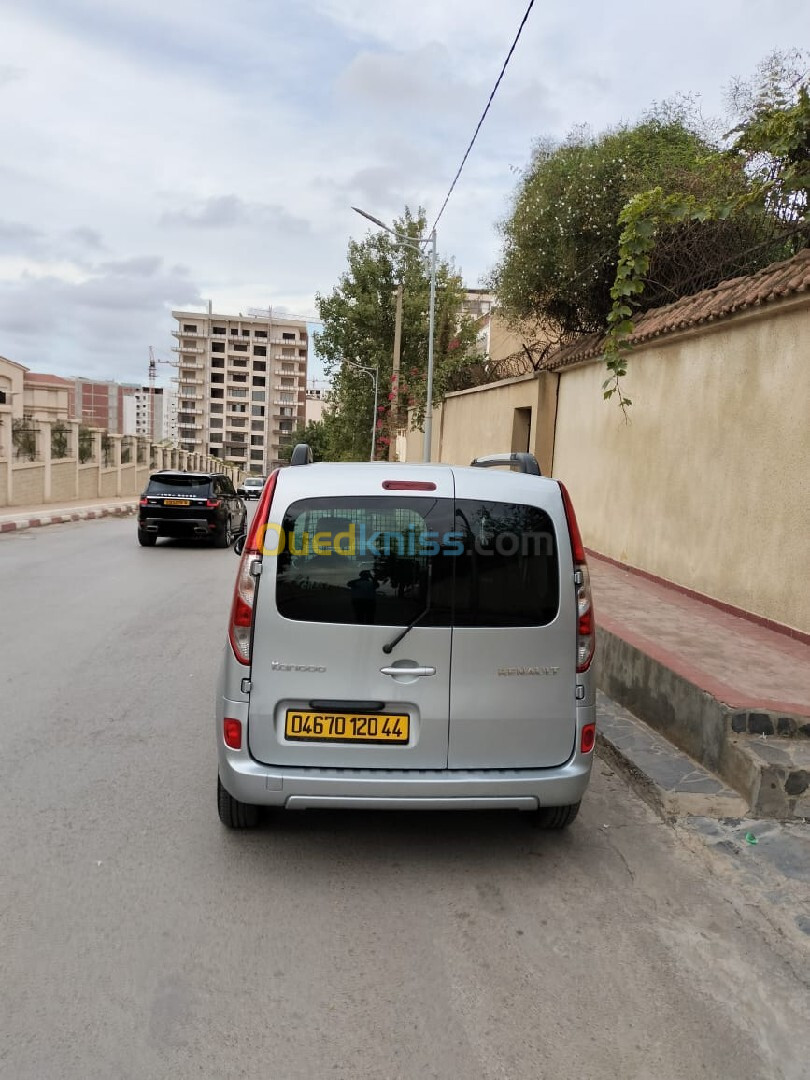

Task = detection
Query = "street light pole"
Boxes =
[423,227,437,464]
[352,206,438,463]
[343,358,378,462]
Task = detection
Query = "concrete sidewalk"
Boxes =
[589,553,810,819]
[590,553,810,717]
[0,496,138,533]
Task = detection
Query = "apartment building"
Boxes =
[171,308,308,473]
[69,378,141,434]
[163,384,178,445]
[132,386,164,440]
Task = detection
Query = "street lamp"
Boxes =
[343,357,379,462]
[352,206,437,463]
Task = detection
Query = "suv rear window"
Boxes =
[146,475,212,498]
[275,497,558,628]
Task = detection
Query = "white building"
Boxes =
[163,384,178,444]
[171,307,308,473]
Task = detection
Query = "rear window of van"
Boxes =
[274,497,558,628]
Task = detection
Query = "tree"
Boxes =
[12,417,37,461]
[278,420,332,463]
[603,54,808,407]
[493,103,781,346]
[51,422,69,459]
[316,207,478,461]
[78,426,94,463]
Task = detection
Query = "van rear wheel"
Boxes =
[531,801,581,830]
[217,775,259,829]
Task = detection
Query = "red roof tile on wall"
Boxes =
[541,248,810,372]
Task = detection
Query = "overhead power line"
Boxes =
[430,0,536,235]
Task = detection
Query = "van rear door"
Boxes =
[247,465,455,769]
[447,468,576,768]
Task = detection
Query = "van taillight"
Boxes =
[228,470,279,665]
[559,482,595,673]
[223,718,242,749]
[580,723,596,754]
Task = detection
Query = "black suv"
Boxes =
[137,471,247,548]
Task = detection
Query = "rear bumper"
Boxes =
[217,698,595,810]
[139,515,215,536]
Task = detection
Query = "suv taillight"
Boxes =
[559,482,595,673]
[228,470,279,665]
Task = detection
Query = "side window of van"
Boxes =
[452,500,559,627]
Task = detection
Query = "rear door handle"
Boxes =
[380,666,436,677]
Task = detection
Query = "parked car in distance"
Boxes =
[138,471,246,547]
[237,476,266,500]
[216,448,596,830]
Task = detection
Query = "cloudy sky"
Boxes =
[0,0,807,387]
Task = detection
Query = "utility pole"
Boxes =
[389,283,403,462]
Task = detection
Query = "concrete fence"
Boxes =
[0,416,243,508]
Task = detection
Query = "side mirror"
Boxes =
[233,533,246,556]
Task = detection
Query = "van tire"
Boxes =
[532,801,581,830]
[218,775,259,829]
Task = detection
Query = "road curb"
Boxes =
[596,691,748,821]
[0,503,137,534]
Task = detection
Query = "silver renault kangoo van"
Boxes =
[216,449,595,829]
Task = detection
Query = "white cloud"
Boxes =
[0,0,808,384]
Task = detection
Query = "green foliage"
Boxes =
[603,57,809,409]
[725,51,810,218]
[12,417,37,461]
[493,109,753,337]
[316,207,477,461]
[51,421,69,460]
[278,420,332,463]
[78,426,94,463]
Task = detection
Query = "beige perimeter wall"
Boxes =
[51,460,78,502]
[78,466,97,501]
[437,372,559,474]
[552,302,810,633]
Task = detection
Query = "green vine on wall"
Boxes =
[603,76,809,413]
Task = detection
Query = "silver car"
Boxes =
[216,450,596,828]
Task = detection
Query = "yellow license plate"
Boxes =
[164,498,190,505]
[285,710,409,744]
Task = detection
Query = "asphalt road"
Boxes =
[1,516,808,1080]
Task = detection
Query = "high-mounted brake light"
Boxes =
[382,480,437,491]
[559,482,595,673]
[228,470,279,665]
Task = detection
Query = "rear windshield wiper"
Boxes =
[382,563,433,655]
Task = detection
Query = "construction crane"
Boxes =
[147,346,178,441]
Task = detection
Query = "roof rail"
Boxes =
[470,452,541,476]
[289,443,313,466]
